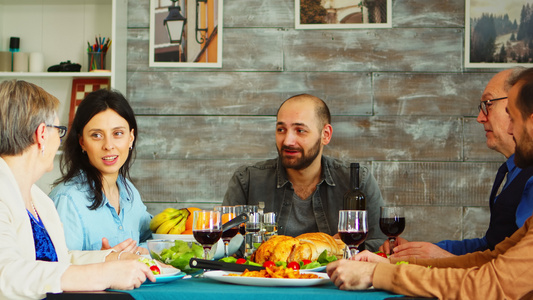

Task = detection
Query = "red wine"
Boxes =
[343,163,366,210]
[338,231,367,246]
[246,223,260,233]
[379,217,405,237]
[193,230,222,246]
[222,227,239,241]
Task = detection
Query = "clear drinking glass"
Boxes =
[192,210,222,260]
[338,210,368,259]
[214,206,238,257]
[379,206,405,254]
[234,205,259,257]
[245,211,261,256]
[235,205,258,235]
[262,212,277,241]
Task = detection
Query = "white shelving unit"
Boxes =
[0,0,128,193]
[0,0,127,93]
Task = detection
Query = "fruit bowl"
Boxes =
[147,239,204,274]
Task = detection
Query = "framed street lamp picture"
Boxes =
[149,0,223,68]
[295,0,392,29]
[465,0,533,68]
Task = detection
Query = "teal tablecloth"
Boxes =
[115,276,403,300]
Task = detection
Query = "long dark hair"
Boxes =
[55,89,138,210]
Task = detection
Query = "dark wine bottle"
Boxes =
[343,163,366,210]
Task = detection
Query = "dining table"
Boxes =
[46,273,418,300]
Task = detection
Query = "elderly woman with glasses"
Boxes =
[50,89,152,255]
[0,80,155,299]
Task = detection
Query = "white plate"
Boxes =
[203,270,331,287]
[144,268,186,285]
[301,265,326,272]
[152,233,243,259]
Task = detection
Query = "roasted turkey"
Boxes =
[252,232,345,264]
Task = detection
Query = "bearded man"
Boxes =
[222,94,386,251]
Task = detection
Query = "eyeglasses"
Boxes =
[478,96,508,116]
[46,125,68,138]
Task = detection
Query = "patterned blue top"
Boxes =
[28,210,58,262]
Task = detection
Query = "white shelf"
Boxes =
[0,0,126,92]
[0,72,112,78]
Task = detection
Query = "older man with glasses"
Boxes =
[379,67,533,259]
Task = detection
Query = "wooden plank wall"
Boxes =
[127,0,507,243]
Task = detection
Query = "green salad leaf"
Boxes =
[300,261,321,269]
[275,261,287,268]
[243,260,262,267]
[219,256,237,263]
[153,240,204,273]
[317,250,338,265]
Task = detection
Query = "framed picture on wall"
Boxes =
[465,0,533,68]
[149,0,223,68]
[295,0,392,29]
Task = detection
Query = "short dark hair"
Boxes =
[509,67,533,120]
[278,94,331,129]
[55,89,138,210]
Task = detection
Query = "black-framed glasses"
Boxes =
[478,97,508,116]
[46,125,68,138]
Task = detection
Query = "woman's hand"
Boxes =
[378,236,408,255]
[104,260,156,290]
[101,238,148,255]
[61,260,156,292]
[326,259,377,290]
[350,250,391,263]
[102,237,137,252]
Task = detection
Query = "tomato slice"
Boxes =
[150,265,161,275]
[235,258,247,264]
[262,261,275,268]
[375,252,388,258]
[301,259,312,265]
[287,262,300,270]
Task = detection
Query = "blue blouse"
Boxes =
[49,173,152,251]
[28,210,58,262]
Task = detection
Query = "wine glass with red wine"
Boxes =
[379,206,405,254]
[338,210,368,258]
[192,210,222,260]
[214,206,238,257]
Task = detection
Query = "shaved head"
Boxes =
[277,94,331,130]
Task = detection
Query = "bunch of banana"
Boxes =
[150,208,190,234]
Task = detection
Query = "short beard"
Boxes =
[514,131,533,168]
[278,138,321,171]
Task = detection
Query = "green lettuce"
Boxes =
[153,240,203,273]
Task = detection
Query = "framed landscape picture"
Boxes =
[295,0,392,29]
[149,0,222,68]
[465,0,533,68]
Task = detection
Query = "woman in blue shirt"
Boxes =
[50,89,152,253]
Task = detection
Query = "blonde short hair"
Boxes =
[0,80,59,155]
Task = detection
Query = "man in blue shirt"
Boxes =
[381,67,533,258]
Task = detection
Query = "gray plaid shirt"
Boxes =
[222,155,387,252]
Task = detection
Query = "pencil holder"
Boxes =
[87,52,106,71]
